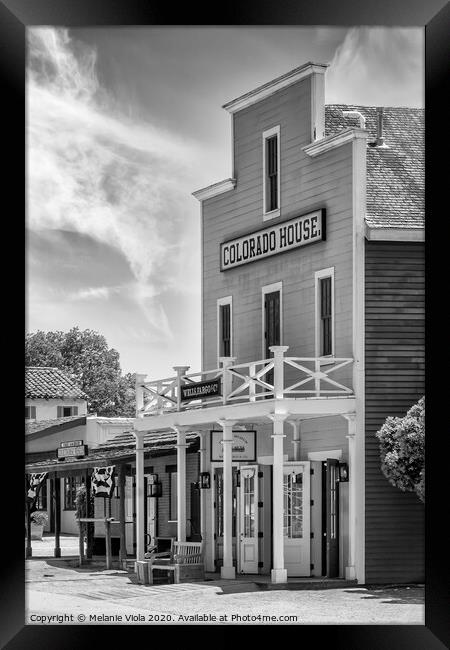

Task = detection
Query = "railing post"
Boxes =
[219,357,236,404]
[249,363,256,402]
[173,366,190,411]
[314,359,321,397]
[269,346,289,399]
[135,373,147,418]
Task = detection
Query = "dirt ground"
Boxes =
[25,553,425,626]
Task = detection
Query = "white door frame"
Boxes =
[238,464,259,573]
[211,461,240,570]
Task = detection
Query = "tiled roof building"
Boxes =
[25,366,87,400]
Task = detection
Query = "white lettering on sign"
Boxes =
[57,445,87,459]
[220,209,325,271]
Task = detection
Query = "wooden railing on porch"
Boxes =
[136,346,353,417]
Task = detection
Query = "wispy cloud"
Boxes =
[27,28,202,342]
[326,28,423,107]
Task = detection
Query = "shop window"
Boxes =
[25,406,36,420]
[167,465,177,521]
[57,405,79,418]
[35,479,47,510]
[64,476,83,510]
[315,267,335,359]
[283,472,303,539]
[263,126,280,219]
[217,296,232,361]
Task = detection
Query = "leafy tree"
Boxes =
[376,396,425,502]
[25,327,136,417]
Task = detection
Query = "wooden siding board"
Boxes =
[364,240,425,584]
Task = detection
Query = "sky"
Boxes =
[26,26,424,378]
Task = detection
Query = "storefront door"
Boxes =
[283,462,311,576]
[238,465,259,573]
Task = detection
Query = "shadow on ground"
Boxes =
[344,585,424,605]
[36,558,131,578]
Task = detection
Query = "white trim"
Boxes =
[192,178,236,202]
[302,128,367,158]
[263,125,281,220]
[222,62,328,114]
[217,295,233,365]
[307,449,342,461]
[261,281,283,359]
[314,267,335,364]
[351,131,368,585]
[365,223,425,241]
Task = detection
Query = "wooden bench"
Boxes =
[146,541,204,584]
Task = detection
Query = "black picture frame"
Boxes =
[9,1,448,647]
[210,429,257,462]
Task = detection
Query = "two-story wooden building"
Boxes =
[133,62,424,585]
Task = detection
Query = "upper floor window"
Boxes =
[315,267,335,359]
[57,406,79,418]
[25,406,36,420]
[263,126,280,220]
[217,296,233,361]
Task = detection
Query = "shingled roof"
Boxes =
[25,367,87,400]
[325,105,424,229]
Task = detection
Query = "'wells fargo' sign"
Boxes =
[180,379,221,402]
[220,209,325,271]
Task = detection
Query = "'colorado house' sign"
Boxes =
[220,209,325,271]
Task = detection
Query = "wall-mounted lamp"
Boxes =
[338,463,349,482]
[148,482,162,497]
[199,472,211,489]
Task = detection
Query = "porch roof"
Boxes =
[25,429,201,474]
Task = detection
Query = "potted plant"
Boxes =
[30,510,48,540]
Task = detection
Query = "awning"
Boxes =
[25,429,200,474]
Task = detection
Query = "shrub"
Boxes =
[376,396,425,502]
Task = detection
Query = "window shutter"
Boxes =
[73,406,78,416]
[57,406,63,418]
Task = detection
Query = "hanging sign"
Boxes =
[180,379,221,402]
[220,208,325,271]
[92,466,115,498]
[57,442,87,459]
[210,430,256,462]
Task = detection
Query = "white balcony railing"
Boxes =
[136,346,353,417]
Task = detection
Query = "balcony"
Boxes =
[136,346,354,420]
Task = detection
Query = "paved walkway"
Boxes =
[25,556,425,626]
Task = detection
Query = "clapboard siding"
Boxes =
[202,74,354,380]
[364,240,425,584]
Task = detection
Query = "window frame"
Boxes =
[63,475,83,511]
[167,465,178,522]
[314,267,335,363]
[261,281,283,359]
[262,125,281,220]
[217,295,233,364]
[25,405,36,420]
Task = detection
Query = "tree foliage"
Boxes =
[375,396,425,502]
[25,327,136,417]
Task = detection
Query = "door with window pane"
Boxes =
[283,462,311,576]
[239,465,259,573]
[213,466,238,570]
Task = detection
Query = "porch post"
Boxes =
[135,373,147,417]
[217,419,237,579]
[198,433,207,542]
[134,431,146,561]
[290,421,301,461]
[174,426,188,542]
[118,464,126,564]
[269,345,289,399]
[344,414,357,580]
[54,475,61,558]
[269,413,287,583]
